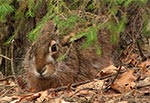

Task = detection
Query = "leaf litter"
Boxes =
[1,47,150,103]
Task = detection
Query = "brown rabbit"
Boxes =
[24,20,113,92]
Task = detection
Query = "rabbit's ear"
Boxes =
[47,21,58,34]
[40,20,56,34]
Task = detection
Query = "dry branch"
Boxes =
[0,75,14,81]
[46,69,126,93]
[0,54,11,61]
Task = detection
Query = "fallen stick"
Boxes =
[0,75,14,81]
[47,69,126,93]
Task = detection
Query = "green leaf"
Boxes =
[111,33,119,43]
[96,46,102,55]
[124,0,134,7]
[56,54,66,62]
[70,32,86,42]
[54,15,81,35]
[28,6,56,41]
[0,3,14,22]
[4,35,15,45]
[26,9,35,17]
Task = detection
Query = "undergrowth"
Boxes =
[0,0,150,51]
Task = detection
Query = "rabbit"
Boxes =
[24,20,113,92]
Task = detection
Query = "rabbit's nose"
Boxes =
[37,68,46,75]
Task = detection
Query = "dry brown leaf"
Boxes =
[118,101,128,103]
[76,79,104,91]
[145,69,150,76]
[140,69,150,78]
[76,89,96,96]
[74,80,104,97]
[49,98,70,103]
[137,76,150,88]
[97,65,118,77]
[60,90,75,98]
[8,80,17,87]
[111,70,136,93]
[107,100,128,103]
[25,93,41,101]
[138,59,150,78]
[138,59,150,68]
[37,90,49,102]
[138,59,150,77]
[122,53,139,66]
[0,96,20,103]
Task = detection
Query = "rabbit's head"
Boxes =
[26,21,60,78]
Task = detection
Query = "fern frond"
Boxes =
[0,2,14,22]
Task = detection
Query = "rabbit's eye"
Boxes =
[51,44,57,52]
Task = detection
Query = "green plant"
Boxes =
[0,0,14,22]
[1,0,149,50]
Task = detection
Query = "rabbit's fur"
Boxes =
[24,21,113,92]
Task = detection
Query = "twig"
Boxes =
[0,75,14,81]
[0,42,21,90]
[136,40,146,61]
[10,40,21,91]
[97,70,124,80]
[88,94,96,103]
[103,65,123,92]
[0,86,16,98]
[0,85,17,88]
[137,84,150,89]
[111,65,122,84]
[0,54,11,61]
[47,69,126,93]
[47,80,91,93]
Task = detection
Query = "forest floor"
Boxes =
[1,40,150,103]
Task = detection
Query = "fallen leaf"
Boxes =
[37,90,49,102]
[76,89,96,96]
[118,101,128,103]
[26,93,41,101]
[138,59,150,69]
[76,79,104,91]
[97,65,118,77]
[122,53,139,66]
[49,98,70,103]
[138,59,150,77]
[0,96,20,103]
[10,99,20,103]
[137,76,150,88]
[111,70,136,93]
